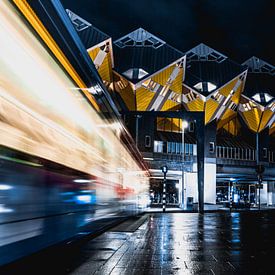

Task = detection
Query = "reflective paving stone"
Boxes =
[4,212,275,274]
[68,212,275,274]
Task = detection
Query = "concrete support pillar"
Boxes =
[267,182,275,206]
[196,115,205,213]
[178,178,183,207]
[204,121,217,204]
[204,161,217,204]
[185,172,198,203]
[259,181,268,205]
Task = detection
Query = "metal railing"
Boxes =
[216,146,255,161]
[153,152,194,162]
[153,140,275,163]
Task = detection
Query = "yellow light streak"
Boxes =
[12,0,100,112]
[0,0,149,191]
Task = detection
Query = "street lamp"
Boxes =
[181,120,188,209]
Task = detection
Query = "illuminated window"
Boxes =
[252,92,274,104]
[212,92,223,102]
[154,141,163,153]
[116,78,128,89]
[176,143,180,154]
[123,68,149,80]
[170,93,181,103]
[265,93,273,102]
[186,91,196,102]
[252,93,261,102]
[193,81,217,92]
[172,142,176,153]
[193,82,203,91]
[142,79,160,92]
[207,82,217,92]
[269,102,275,112]
[243,103,252,111]
[167,142,172,153]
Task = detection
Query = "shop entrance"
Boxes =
[216,182,257,208]
[150,179,179,207]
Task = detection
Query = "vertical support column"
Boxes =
[260,181,268,206]
[267,182,274,206]
[256,129,268,210]
[204,120,217,204]
[181,120,188,209]
[196,113,205,213]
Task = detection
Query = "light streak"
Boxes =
[0,0,149,191]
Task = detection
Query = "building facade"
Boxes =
[67,11,275,209]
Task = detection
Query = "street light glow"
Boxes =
[182,120,188,129]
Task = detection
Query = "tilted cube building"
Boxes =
[68,11,275,207]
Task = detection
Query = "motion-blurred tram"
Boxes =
[0,0,149,265]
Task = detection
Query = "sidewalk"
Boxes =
[146,204,275,213]
[3,212,275,274]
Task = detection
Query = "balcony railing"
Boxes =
[153,152,194,162]
[216,146,255,161]
[152,140,275,163]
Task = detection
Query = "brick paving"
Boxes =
[71,212,275,274]
[3,212,275,274]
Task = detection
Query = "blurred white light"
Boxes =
[230,178,235,181]
[0,184,13,190]
[0,1,150,194]
[75,195,92,204]
[0,204,13,213]
[74,179,92,183]
[138,194,150,208]
[182,120,188,129]
[87,85,103,95]
[116,167,125,172]
[143,157,154,160]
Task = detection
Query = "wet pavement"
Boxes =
[3,212,275,274]
[70,212,275,274]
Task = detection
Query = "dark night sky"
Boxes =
[62,0,275,65]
